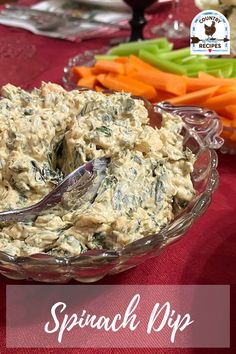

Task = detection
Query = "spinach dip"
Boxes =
[0,83,195,257]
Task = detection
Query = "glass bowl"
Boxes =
[63,50,234,154]
[0,100,223,283]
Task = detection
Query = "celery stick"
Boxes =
[220,63,233,78]
[230,62,236,78]
[139,50,186,75]
[157,41,173,51]
[140,46,165,55]
[187,71,199,77]
[203,61,233,78]
[181,55,207,64]
[95,55,118,61]
[125,37,171,47]
[108,44,158,56]
[143,47,173,56]
[126,37,170,46]
[204,58,236,66]
[174,56,205,65]
[157,47,173,54]
[205,59,236,78]
[205,69,224,77]
[231,63,236,77]
[205,63,233,78]
[184,58,235,78]
[157,47,191,61]
[108,37,171,55]
[173,58,183,64]
[185,63,207,73]
[231,66,236,78]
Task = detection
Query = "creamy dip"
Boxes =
[0,83,195,257]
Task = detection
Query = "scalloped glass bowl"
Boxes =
[63,50,235,155]
[0,100,223,283]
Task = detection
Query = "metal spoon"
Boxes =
[0,158,108,223]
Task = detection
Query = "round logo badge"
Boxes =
[190,10,230,55]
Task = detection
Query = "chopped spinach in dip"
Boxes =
[0,83,195,257]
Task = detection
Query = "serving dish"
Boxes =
[0,94,223,282]
[63,50,235,154]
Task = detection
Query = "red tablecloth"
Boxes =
[0,1,235,353]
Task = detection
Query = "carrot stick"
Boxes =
[94,60,125,75]
[220,116,233,127]
[114,57,129,64]
[198,71,236,85]
[95,85,105,92]
[128,55,161,71]
[185,77,227,93]
[151,93,160,104]
[96,73,106,84]
[77,76,97,89]
[97,73,157,101]
[124,62,137,76]
[130,69,186,96]
[168,86,219,105]
[225,105,236,119]
[215,85,236,95]
[155,90,176,102]
[72,66,93,78]
[204,91,236,111]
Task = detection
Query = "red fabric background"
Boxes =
[0,1,235,353]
